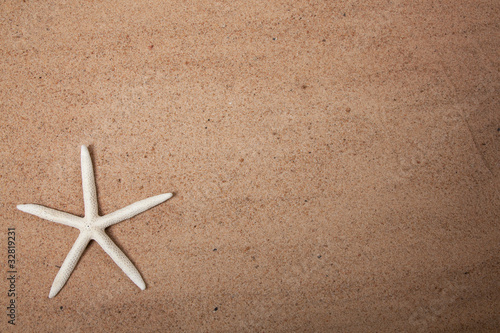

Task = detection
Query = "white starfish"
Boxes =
[17,146,172,298]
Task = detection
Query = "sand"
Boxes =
[1,1,499,331]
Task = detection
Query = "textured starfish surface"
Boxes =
[17,146,172,298]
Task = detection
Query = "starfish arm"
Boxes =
[49,232,91,298]
[92,230,146,290]
[96,193,173,229]
[81,145,99,219]
[17,204,83,229]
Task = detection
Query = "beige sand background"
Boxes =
[1,0,499,332]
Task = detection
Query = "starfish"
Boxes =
[17,146,172,298]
